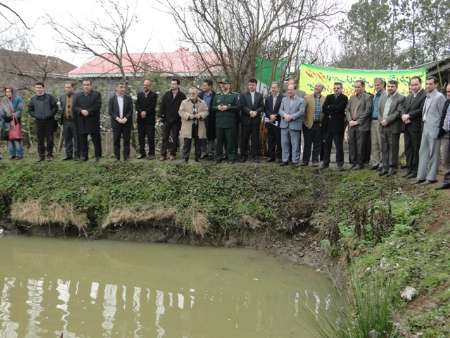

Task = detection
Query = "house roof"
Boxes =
[0,49,76,79]
[69,48,221,78]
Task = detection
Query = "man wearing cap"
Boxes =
[212,79,239,163]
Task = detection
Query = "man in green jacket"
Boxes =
[213,79,239,163]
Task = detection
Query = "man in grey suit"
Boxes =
[345,80,372,169]
[378,80,405,176]
[416,76,447,184]
[279,84,305,166]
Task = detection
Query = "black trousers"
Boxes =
[404,126,421,174]
[161,120,180,157]
[80,132,102,160]
[348,127,370,166]
[323,131,344,166]
[113,124,131,160]
[240,122,260,159]
[266,123,282,160]
[302,122,322,164]
[182,124,202,161]
[137,122,155,156]
[63,120,80,159]
[35,119,54,158]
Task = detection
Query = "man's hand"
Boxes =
[284,114,292,122]
[250,110,257,118]
[270,114,277,122]
[141,111,147,119]
[81,110,89,117]
[381,119,388,127]
[349,120,358,127]
[401,114,409,123]
[122,117,127,124]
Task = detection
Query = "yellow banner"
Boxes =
[299,64,427,97]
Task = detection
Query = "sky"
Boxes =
[2,0,355,67]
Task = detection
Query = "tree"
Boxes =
[47,0,149,82]
[418,0,450,63]
[336,0,450,69]
[335,0,393,69]
[163,0,341,90]
[0,1,29,49]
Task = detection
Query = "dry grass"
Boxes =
[191,212,209,237]
[103,207,210,237]
[102,207,178,229]
[240,215,263,230]
[10,200,88,232]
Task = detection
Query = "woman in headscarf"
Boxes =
[0,86,24,159]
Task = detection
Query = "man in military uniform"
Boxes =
[212,79,239,163]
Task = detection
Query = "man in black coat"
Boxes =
[28,82,58,161]
[135,79,158,159]
[198,79,216,159]
[158,78,187,160]
[321,82,348,170]
[264,82,283,162]
[109,83,133,161]
[239,78,264,162]
[401,76,426,178]
[73,79,102,161]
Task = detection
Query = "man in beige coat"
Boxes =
[179,87,209,162]
[302,83,326,166]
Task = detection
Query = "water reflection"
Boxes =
[0,237,343,338]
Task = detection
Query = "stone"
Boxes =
[400,286,418,301]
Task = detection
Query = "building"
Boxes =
[420,55,450,88]
[69,48,220,79]
[0,49,76,95]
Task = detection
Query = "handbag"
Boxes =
[8,115,22,141]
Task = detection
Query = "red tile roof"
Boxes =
[69,48,220,78]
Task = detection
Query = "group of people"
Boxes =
[1,75,450,188]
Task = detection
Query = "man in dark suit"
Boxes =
[158,78,187,161]
[436,84,450,189]
[321,82,348,170]
[264,82,283,162]
[73,79,102,161]
[198,79,216,159]
[401,76,426,178]
[59,82,80,160]
[239,78,264,162]
[109,82,133,161]
[135,79,158,159]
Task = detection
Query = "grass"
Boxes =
[0,158,331,237]
[315,170,449,338]
[319,275,398,338]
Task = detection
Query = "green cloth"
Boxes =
[213,92,239,129]
[255,57,288,87]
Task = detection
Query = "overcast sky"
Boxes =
[4,0,354,67]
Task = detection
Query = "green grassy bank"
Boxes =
[0,159,448,337]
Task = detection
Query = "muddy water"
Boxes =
[0,236,342,338]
